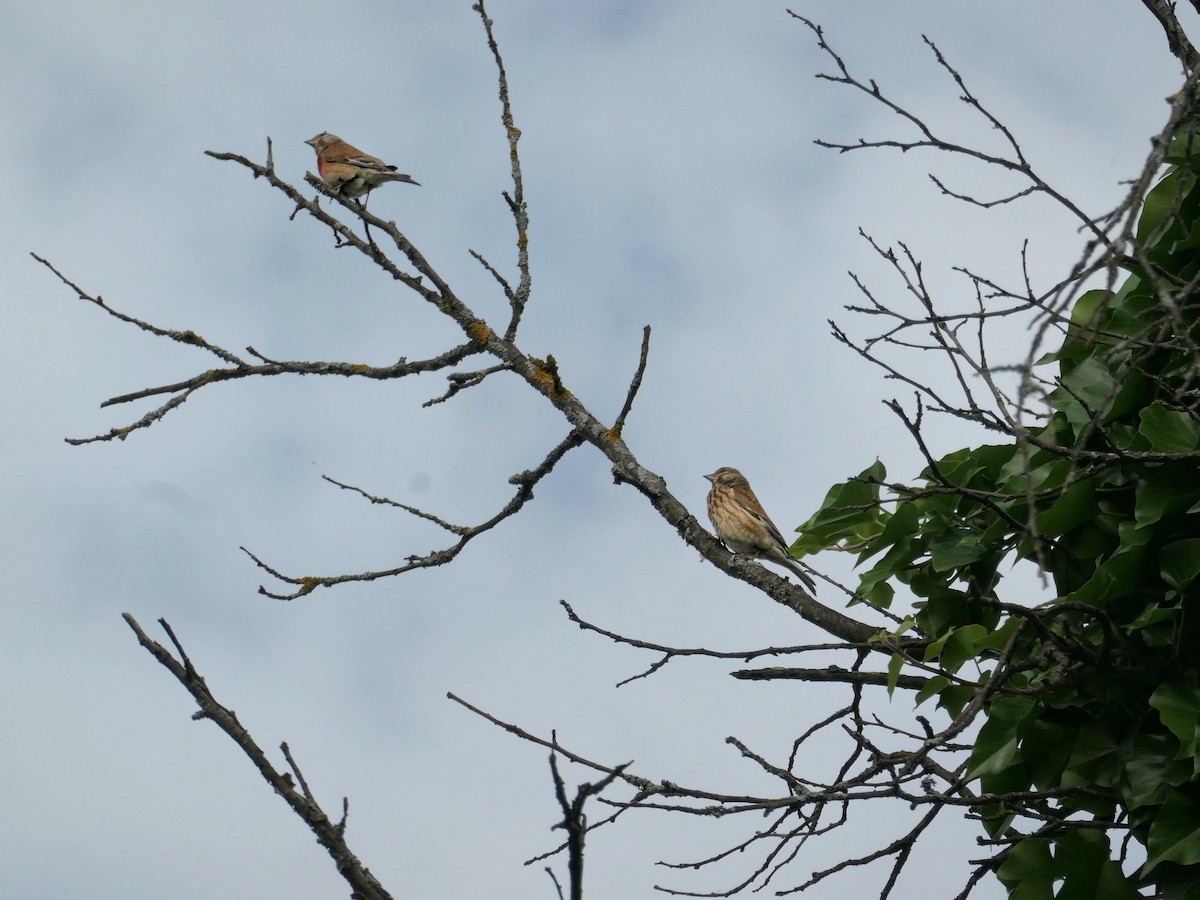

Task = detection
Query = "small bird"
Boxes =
[304,132,419,205]
[705,467,816,593]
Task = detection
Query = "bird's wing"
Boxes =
[738,486,791,551]
[756,512,791,553]
[338,153,397,173]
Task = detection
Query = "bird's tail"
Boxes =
[785,558,817,594]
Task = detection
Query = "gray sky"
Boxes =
[2,1,1188,897]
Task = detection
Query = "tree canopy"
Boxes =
[794,85,1200,899]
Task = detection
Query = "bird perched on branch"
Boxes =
[304,132,419,206]
[705,467,816,593]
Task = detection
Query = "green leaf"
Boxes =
[1063,723,1121,792]
[1140,406,1200,454]
[1136,467,1198,530]
[792,460,886,553]
[1123,732,1190,807]
[1054,831,1141,900]
[974,616,1021,652]
[967,696,1037,779]
[1020,720,1075,791]
[1035,477,1098,537]
[935,443,1014,489]
[935,683,976,718]
[938,624,988,674]
[1062,525,1149,605]
[1140,167,1197,248]
[1088,861,1144,900]
[856,537,919,602]
[1130,603,1182,630]
[998,453,1067,496]
[1145,789,1200,873]
[886,651,903,698]
[928,528,987,571]
[1167,130,1200,165]
[858,500,920,562]
[1161,539,1200,592]
[914,674,949,708]
[854,576,894,608]
[1065,288,1110,344]
[1052,357,1117,436]
[1104,275,1155,337]
[997,838,1054,898]
[1151,682,1200,764]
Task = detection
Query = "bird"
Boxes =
[705,467,816,593]
[304,132,419,205]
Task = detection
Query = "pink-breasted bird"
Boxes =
[705,467,817,593]
[304,132,419,205]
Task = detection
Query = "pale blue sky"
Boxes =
[1,1,1188,897]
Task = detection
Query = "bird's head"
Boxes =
[705,467,747,487]
[305,132,340,151]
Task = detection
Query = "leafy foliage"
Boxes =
[796,127,1200,895]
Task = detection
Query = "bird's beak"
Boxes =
[704,472,716,483]
[304,138,317,147]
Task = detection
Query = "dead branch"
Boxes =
[122,614,394,900]
[244,429,586,599]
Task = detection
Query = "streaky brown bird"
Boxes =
[705,467,816,593]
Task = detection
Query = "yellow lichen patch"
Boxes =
[530,356,572,399]
[606,425,623,443]
[179,330,206,345]
[467,321,492,343]
[349,363,371,373]
[297,578,321,596]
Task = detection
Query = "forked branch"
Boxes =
[122,614,394,900]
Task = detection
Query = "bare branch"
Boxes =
[32,253,249,367]
[1139,0,1200,71]
[246,429,587,599]
[549,751,631,900]
[423,362,515,406]
[560,599,879,686]
[322,475,471,534]
[611,325,652,440]
[473,0,532,341]
[788,13,1114,247]
[121,614,393,900]
[730,666,929,690]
